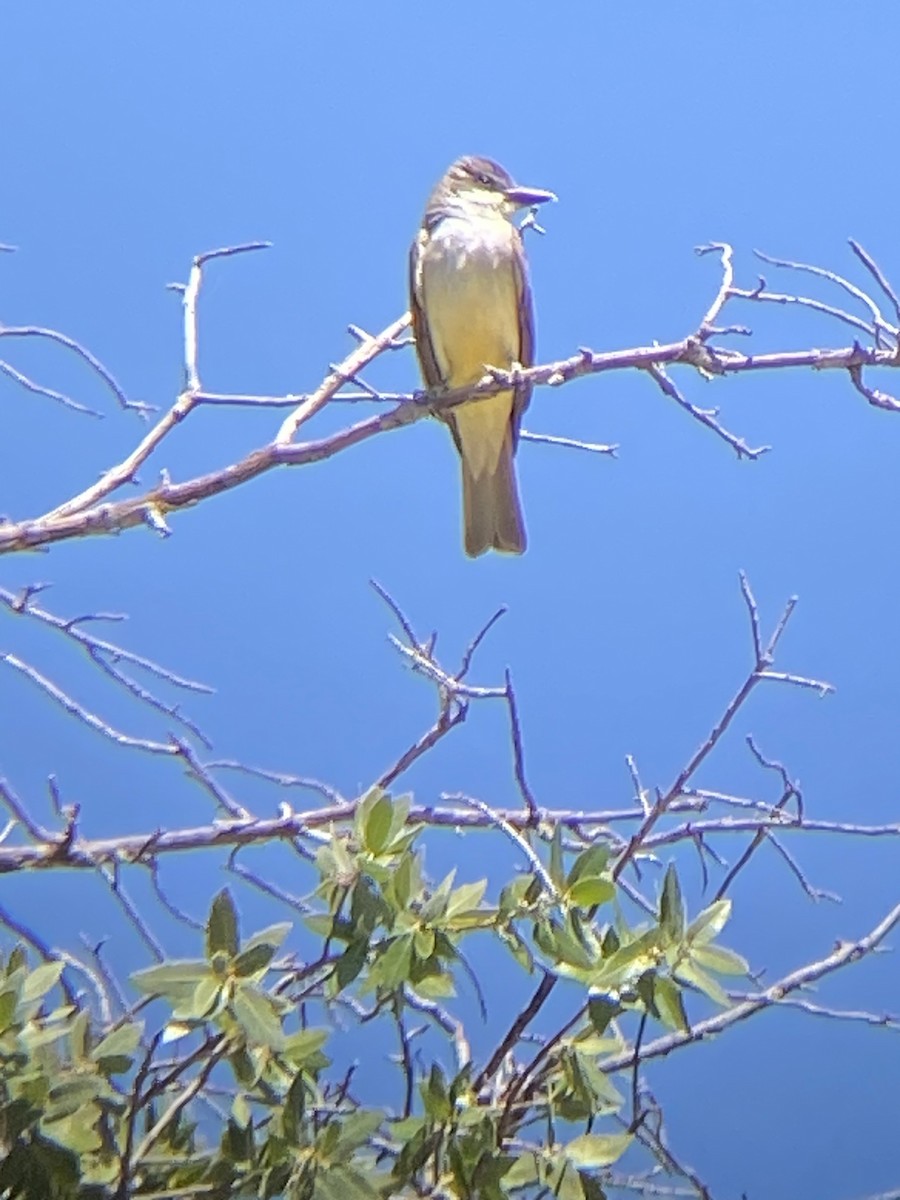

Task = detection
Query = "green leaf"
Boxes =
[498,874,533,917]
[567,844,611,886]
[221,1114,254,1162]
[568,876,615,909]
[305,913,337,938]
[334,940,368,992]
[69,1009,89,1061]
[351,876,387,935]
[132,959,211,999]
[420,871,456,923]
[229,1045,258,1087]
[565,1132,633,1168]
[409,971,455,1000]
[653,976,690,1032]
[659,864,685,942]
[446,878,487,918]
[282,1072,307,1145]
[92,1021,143,1070]
[420,1063,450,1121]
[414,926,436,960]
[243,922,291,955]
[313,1164,380,1200]
[550,1159,587,1200]
[45,1075,105,1118]
[361,790,394,854]
[0,986,18,1032]
[391,852,419,910]
[587,995,622,1035]
[691,943,749,976]
[500,927,534,972]
[548,823,566,889]
[21,961,64,1004]
[504,1151,540,1188]
[232,1092,252,1128]
[189,975,224,1021]
[369,934,413,990]
[6,945,27,976]
[591,928,662,989]
[677,960,731,1007]
[42,1106,102,1154]
[283,1027,330,1067]
[233,943,277,978]
[263,1162,293,1198]
[686,898,732,945]
[232,984,284,1049]
[207,889,240,960]
[20,1019,75,1051]
[332,1109,384,1154]
[383,793,413,847]
[534,916,597,972]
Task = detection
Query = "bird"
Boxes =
[409,156,555,557]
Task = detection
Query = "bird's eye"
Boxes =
[477,173,492,186]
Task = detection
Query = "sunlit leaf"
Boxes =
[565,1132,633,1168]
[414,926,436,960]
[132,959,210,997]
[332,1108,384,1154]
[686,898,732,945]
[42,1106,102,1154]
[369,934,413,990]
[232,984,284,1049]
[568,877,615,909]
[691,943,749,976]
[653,976,690,1032]
[368,792,396,854]
[677,960,731,1007]
[242,923,291,955]
[283,1027,330,1067]
[420,871,456,923]
[446,878,487,918]
[659,864,685,942]
[21,962,64,1004]
[334,940,368,992]
[587,995,622,1035]
[207,889,240,960]
[233,943,277,978]
[567,844,611,886]
[189,975,223,1021]
[313,1163,381,1200]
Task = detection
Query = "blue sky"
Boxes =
[2,4,898,1196]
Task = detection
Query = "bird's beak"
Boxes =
[504,183,557,208]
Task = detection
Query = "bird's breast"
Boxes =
[419,215,523,386]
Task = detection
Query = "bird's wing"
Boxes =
[510,227,535,448]
[408,226,464,455]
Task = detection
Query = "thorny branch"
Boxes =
[3,239,900,553]
[0,578,894,1198]
[3,240,900,1197]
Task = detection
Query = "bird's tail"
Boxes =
[461,434,527,557]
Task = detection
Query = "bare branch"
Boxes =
[848,238,900,326]
[0,651,176,756]
[752,248,896,344]
[518,429,619,456]
[645,362,770,460]
[0,358,103,416]
[276,311,412,444]
[0,324,144,414]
